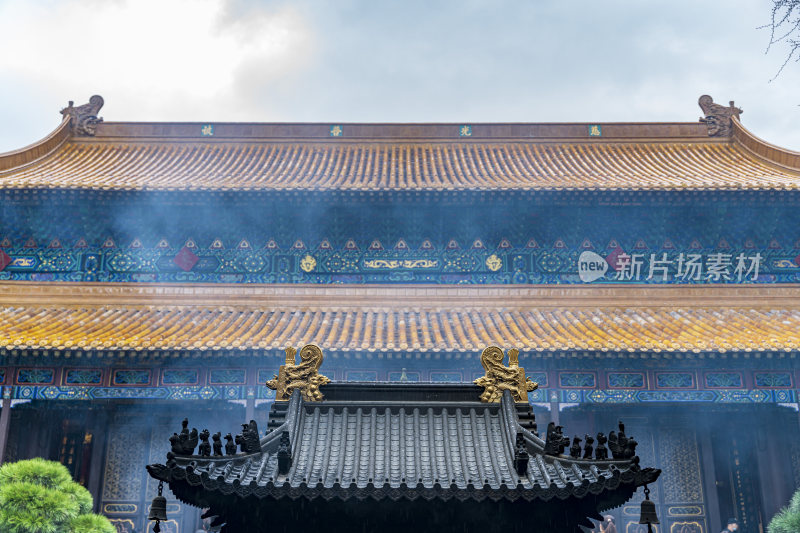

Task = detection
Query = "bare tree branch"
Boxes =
[762,0,800,79]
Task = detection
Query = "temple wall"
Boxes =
[3,401,245,533]
[559,404,800,533]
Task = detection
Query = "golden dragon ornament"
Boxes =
[266,344,331,401]
[473,346,538,403]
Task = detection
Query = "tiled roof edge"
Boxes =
[732,117,800,174]
[0,117,72,172]
[1,281,799,308]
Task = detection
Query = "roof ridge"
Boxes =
[1,281,799,307]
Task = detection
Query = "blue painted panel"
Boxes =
[753,372,792,388]
[528,372,548,387]
[607,372,645,388]
[208,369,246,385]
[162,369,199,385]
[655,373,694,389]
[257,370,277,384]
[64,369,103,385]
[16,368,54,384]
[559,372,596,388]
[112,370,151,386]
[704,372,743,388]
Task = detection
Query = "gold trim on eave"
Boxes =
[266,344,331,401]
[474,346,538,403]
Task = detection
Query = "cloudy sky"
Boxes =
[0,0,798,152]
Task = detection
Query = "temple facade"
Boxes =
[1,95,799,532]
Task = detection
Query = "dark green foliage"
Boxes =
[0,457,73,489]
[0,458,114,533]
[769,490,800,533]
[68,514,117,533]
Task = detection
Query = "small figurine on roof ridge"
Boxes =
[473,346,538,403]
[624,437,638,459]
[582,434,595,459]
[618,422,629,450]
[170,418,199,456]
[595,433,608,460]
[60,95,104,136]
[544,422,569,456]
[698,94,742,137]
[609,431,621,459]
[224,433,237,456]
[198,429,211,457]
[266,344,331,401]
[513,433,530,475]
[277,431,292,475]
[212,432,223,456]
[234,420,261,454]
[569,436,582,459]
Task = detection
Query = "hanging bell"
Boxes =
[148,494,168,521]
[639,485,659,532]
[148,481,168,532]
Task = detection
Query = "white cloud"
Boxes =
[0,0,799,151]
[0,0,315,128]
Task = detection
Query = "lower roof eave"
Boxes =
[147,462,659,504]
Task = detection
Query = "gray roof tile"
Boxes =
[148,383,658,504]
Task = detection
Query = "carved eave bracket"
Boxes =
[60,95,104,136]
[698,94,742,137]
[266,344,331,401]
[474,346,538,403]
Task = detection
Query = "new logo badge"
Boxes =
[578,251,608,282]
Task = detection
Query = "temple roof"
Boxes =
[148,385,655,499]
[147,383,658,531]
[3,283,800,354]
[1,108,799,192]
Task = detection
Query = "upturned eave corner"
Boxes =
[0,115,72,174]
[0,94,105,174]
[697,93,800,175]
[731,115,800,174]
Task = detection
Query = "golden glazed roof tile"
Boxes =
[0,305,800,352]
[1,121,800,190]
[1,283,800,354]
